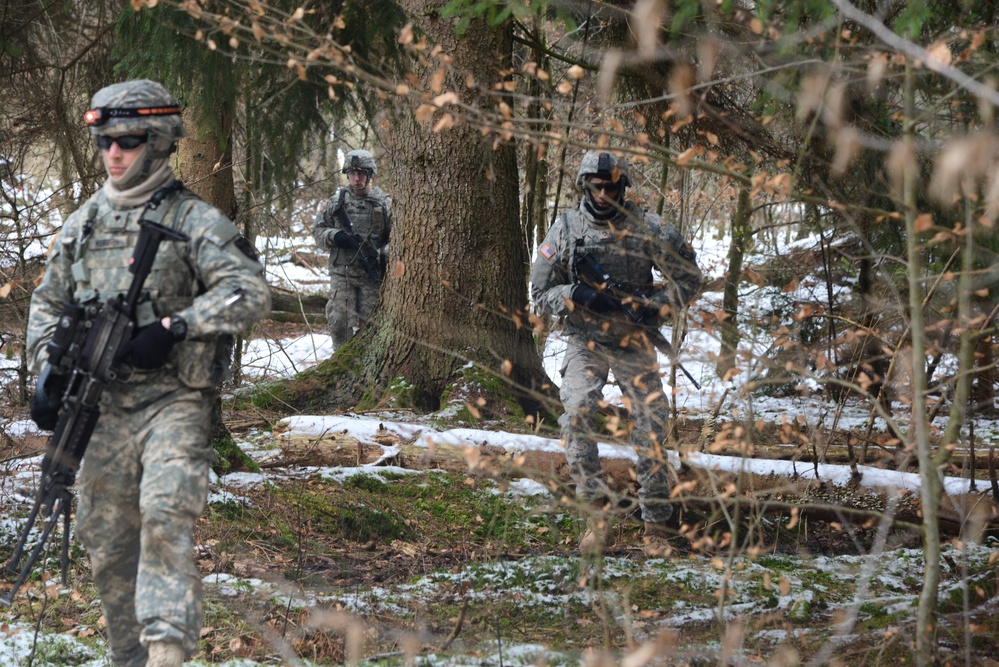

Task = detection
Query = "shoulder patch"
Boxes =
[539,243,556,261]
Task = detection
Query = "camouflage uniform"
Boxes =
[530,151,701,524]
[26,80,271,667]
[312,150,392,346]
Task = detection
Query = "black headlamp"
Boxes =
[84,105,182,127]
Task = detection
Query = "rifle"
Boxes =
[574,251,701,390]
[332,190,384,282]
[1,216,189,606]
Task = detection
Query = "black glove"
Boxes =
[333,231,361,250]
[571,285,619,314]
[30,366,66,431]
[635,303,663,324]
[116,323,175,370]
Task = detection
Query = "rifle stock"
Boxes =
[2,218,189,606]
[574,252,701,390]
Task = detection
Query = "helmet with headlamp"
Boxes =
[85,80,185,185]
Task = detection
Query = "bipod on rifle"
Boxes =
[1,467,75,606]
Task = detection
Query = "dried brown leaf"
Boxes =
[430,69,446,93]
[432,91,459,107]
[414,104,436,123]
[831,125,861,176]
[697,37,719,82]
[669,63,696,118]
[676,145,700,166]
[597,50,624,107]
[398,23,414,45]
[925,41,952,71]
[632,0,663,59]
[432,113,455,132]
[886,141,916,195]
[866,52,889,91]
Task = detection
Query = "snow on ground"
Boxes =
[2,219,997,665]
[268,413,982,497]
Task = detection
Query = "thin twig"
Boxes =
[439,598,468,652]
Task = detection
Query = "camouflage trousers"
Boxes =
[76,378,214,667]
[558,337,673,523]
[326,272,381,347]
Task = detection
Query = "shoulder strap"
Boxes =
[136,180,191,229]
[76,195,102,259]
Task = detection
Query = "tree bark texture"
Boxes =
[325,2,552,413]
[174,100,236,443]
[175,104,235,218]
[716,184,750,378]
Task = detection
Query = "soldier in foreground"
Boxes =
[26,80,271,667]
[312,149,393,346]
[530,150,702,556]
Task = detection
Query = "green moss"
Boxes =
[236,337,365,412]
[754,554,799,572]
[857,601,899,630]
[276,487,412,543]
[357,375,415,411]
[29,634,97,665]
[346,473,390,494]
[212,435,260,475]
[938,570,999,614]
[435,363,528,427]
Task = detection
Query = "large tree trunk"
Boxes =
[175,104,235,218]
[174,99,236,442]
[307,3,553,416]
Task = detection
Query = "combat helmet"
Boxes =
[576,150,630,219]
[341,149,378,177]
[85,79,185,160]
[575,150,631,190]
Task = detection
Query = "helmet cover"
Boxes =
[341,149,377,177]
[86,79,185,160]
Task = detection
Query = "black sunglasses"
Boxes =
[95,134,148,150]
[585,178,621,194]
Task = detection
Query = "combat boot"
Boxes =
[579,514,614,555]
[146,642,184,667]
[641,521,674,558]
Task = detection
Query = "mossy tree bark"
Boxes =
[298,3,553,417]
[173,99,236,443]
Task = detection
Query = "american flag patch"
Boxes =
[539,243,555,260]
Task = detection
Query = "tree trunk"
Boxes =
[174,98,236,443]
[716,184,750,378]
[175,103,235,218]
[903,63,940,667]
[310,2,552,416]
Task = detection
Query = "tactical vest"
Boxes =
[561,205,657,344]
[330,187,390,273]
[68,186,231,388]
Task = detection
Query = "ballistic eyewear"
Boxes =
[95,134,149,151]
[585,178,622,194]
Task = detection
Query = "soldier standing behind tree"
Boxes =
[312,149,392,347]
[530,150,702,557]
[25,79,271,667]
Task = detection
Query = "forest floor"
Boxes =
[1,318,999,666]
[6,215,999,667]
